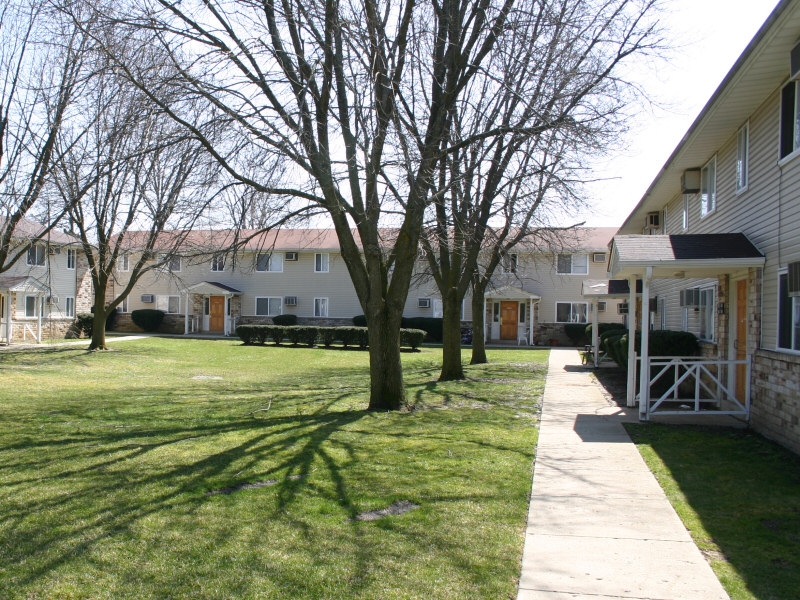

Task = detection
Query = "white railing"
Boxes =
[638,356,751,420]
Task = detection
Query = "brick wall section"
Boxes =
[751,349,800,455]
[75,250,94,314]
[535,323,570,346]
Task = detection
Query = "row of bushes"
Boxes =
[602,329,700,370]
[565,322,628,346]
[353,315,444,342]
[235,324,427,350]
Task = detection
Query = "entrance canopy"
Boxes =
[0,275,49,345]
[581,278,642,299]
[0,275,49,295]
[485,285,540,301]
[185,281,243,296]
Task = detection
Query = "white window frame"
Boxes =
[700,156,716,218]
[698,286,715,341]
[780,81,800,160]
[211,254,225,272]
[27,244,46,267]
[116,297,129,314]
[314,297,329,317]
[255,296,282,316]
[118,252,130,272]
[556,254,588,275]
[24,295,38,318]
[66,248,76,270]
[65,296,75,318]
[156,295,181,314]
[736,122,749,192]
[682,194,689,231]
[314,253,330,273]
[555,301,588,324]
[778,270,800,352]
[256,253,283,272]
[501,253,518,274]
[161,254,181,272]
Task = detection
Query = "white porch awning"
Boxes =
[184,281,243,296]
[485,285,540,301]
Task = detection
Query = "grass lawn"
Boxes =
[625,423,800,600]
[0,338,545,599]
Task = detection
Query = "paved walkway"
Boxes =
[517,348,729,600]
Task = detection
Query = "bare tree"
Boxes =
[0,0,89,271]
[417,0,660,379]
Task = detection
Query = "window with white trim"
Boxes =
[700,156,716,218]
[314,297,328,317]
[556,254,588,275]
[780,81,800,158]
[156,295,180,314]
[66,248,76,270]
[116,297,129,313]
[736,123,749,191]
[519,302,526,323]
[556,302,588,323]
[161,254,181,272]
[778,271,800,351]
[699,287,715,341]
[118,252,130,272]
[682,194,689,231]
[24,295,38,317]
[211,254,225,272]
[314,253,329,273]
[501,253,518,274]
[65,297,75,317]
[255,296,282,316]
[256,253,283,272]
[27,244,45,266]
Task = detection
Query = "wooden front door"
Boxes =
[500,301,518,340]
[209,296,225,332]
[735,280,748,400]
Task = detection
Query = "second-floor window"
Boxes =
[118,252,130,272]
[501,253,518,274]
[27,244,46,266]
[780,81,800,158]
[256,253,283,272]
[161,254,181,272]
[315,253,329,273]
[736,123,749,191]
[211,254,225,272]
[700,156,716,218]
[66,248,76,269]
[556,254,588,275]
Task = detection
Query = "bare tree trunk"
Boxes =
[470,282,488,365]
[366,305,405,411]
[89,281,108,350]
[439,292,465,381]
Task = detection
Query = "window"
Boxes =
[501,253,518,274]
[314,253,329,273]
[27,244,45,266]
[592,252,606,263]
[779,272,800,351]
[156,295,180,314]
[682,194,689,231]
[700,156,716,218]
[492,302,500,323]
[314,297,328,317]
[66,248,76,270]
[660,298,667,331]
[780,81,800,158]
[556,254,588,275]
[161,254,181,272]
[597,301,607,312]
[256,253,283,272]
[211,254,225,272]
[519,302,526,323]
[118,253,130,272]
[736,123,749,191]
[255,297,282,316]
[116,297,129,313]
[24,295,37,317]
[556,302,588,323]
[699,287,715,341]
[65,297,75,318]
[203,297,210,315]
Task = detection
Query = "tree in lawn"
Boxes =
[53,50,217,350]
[418,0,661,378]
[0,0,89,272]
[80,0,533,410]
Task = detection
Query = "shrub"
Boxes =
[270,326,287,345]
[400,328,426,350]
[236,325,255,344]
[584,322,626,339]
[300,326,318,347]
[320,328,338,347]
[75,313,94,337]
[403,317,443,342]
[131,309,165,332]
[604,330,700,370]
[352,315,367,327]
[564,323,589,346]
[253,325,270,345]
[272,314,297,326]
[286,325,303,345]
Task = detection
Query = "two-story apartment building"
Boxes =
[112,227,624,344]
[0,220,91,343]
[606,0,800,453]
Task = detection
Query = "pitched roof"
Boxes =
[1,218,80,246]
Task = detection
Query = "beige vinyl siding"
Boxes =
[8,247,79,319]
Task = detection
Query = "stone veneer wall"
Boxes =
[535,323,570,346]
[751,349,800,455]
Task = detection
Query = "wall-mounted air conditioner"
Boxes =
[418,298,431,308]
[597,301,607,312]
[285,252,298,261]
[643,212,662,234]
[141,294,154,303]
[48,247,61,255]
[284,296,298,306]
[47,295,59,305]
[592,252,607,263]
[681,168,701,194]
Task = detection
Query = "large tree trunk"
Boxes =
[470,284,488,365]
[439,292,465,381]
[89,298,108,350]
[366,306,406,411]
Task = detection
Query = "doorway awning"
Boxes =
[581,278,643,299]
[485,285,541,301]
[185,281,243,295]
[0,275,49,294]
[608,234,765,279]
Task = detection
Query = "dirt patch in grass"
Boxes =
[355,500,419,521]
[208,474,306,495]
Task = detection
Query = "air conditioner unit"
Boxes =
[47,295,59,305]
[592,252,606,263]
[285,252,298,261]
[597,301,607,312]
[791,41,800,80]
[284,296,298,306]
[617,302,629,314]
[681,168,701,193]
[418,297,431,308]
[48,247,61,255]
[141,294,154,303]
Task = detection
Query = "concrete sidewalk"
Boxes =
[517,348,729,600]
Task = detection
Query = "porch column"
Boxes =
[483,296,489,343]
[5,292,12,344]
[626,276,637,407]
[528,298,533,345]
[639,267,652,420]
[36,294,43,343]
[591,298,600,367]
[184,292,190,334]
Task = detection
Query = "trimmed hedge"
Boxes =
[564,323,589,346]
[131,309,165,332]
[235,324,426,350]
[584,322,626,339]
[604,329,700,370]
[272,314,297,326]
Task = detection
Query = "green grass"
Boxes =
[0,339,545,599]
[625,423,800,600]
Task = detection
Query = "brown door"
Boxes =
[500,301,518,340]
[209,296,225,332]
[735,280,747,400]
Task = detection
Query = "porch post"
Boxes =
[529,298,533,345]
[626,276,637,407]
[592,298,600,367]
[639,267,652,420]
[5,292,12,344]
[184,292,190,335]
[483,295,488,343]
